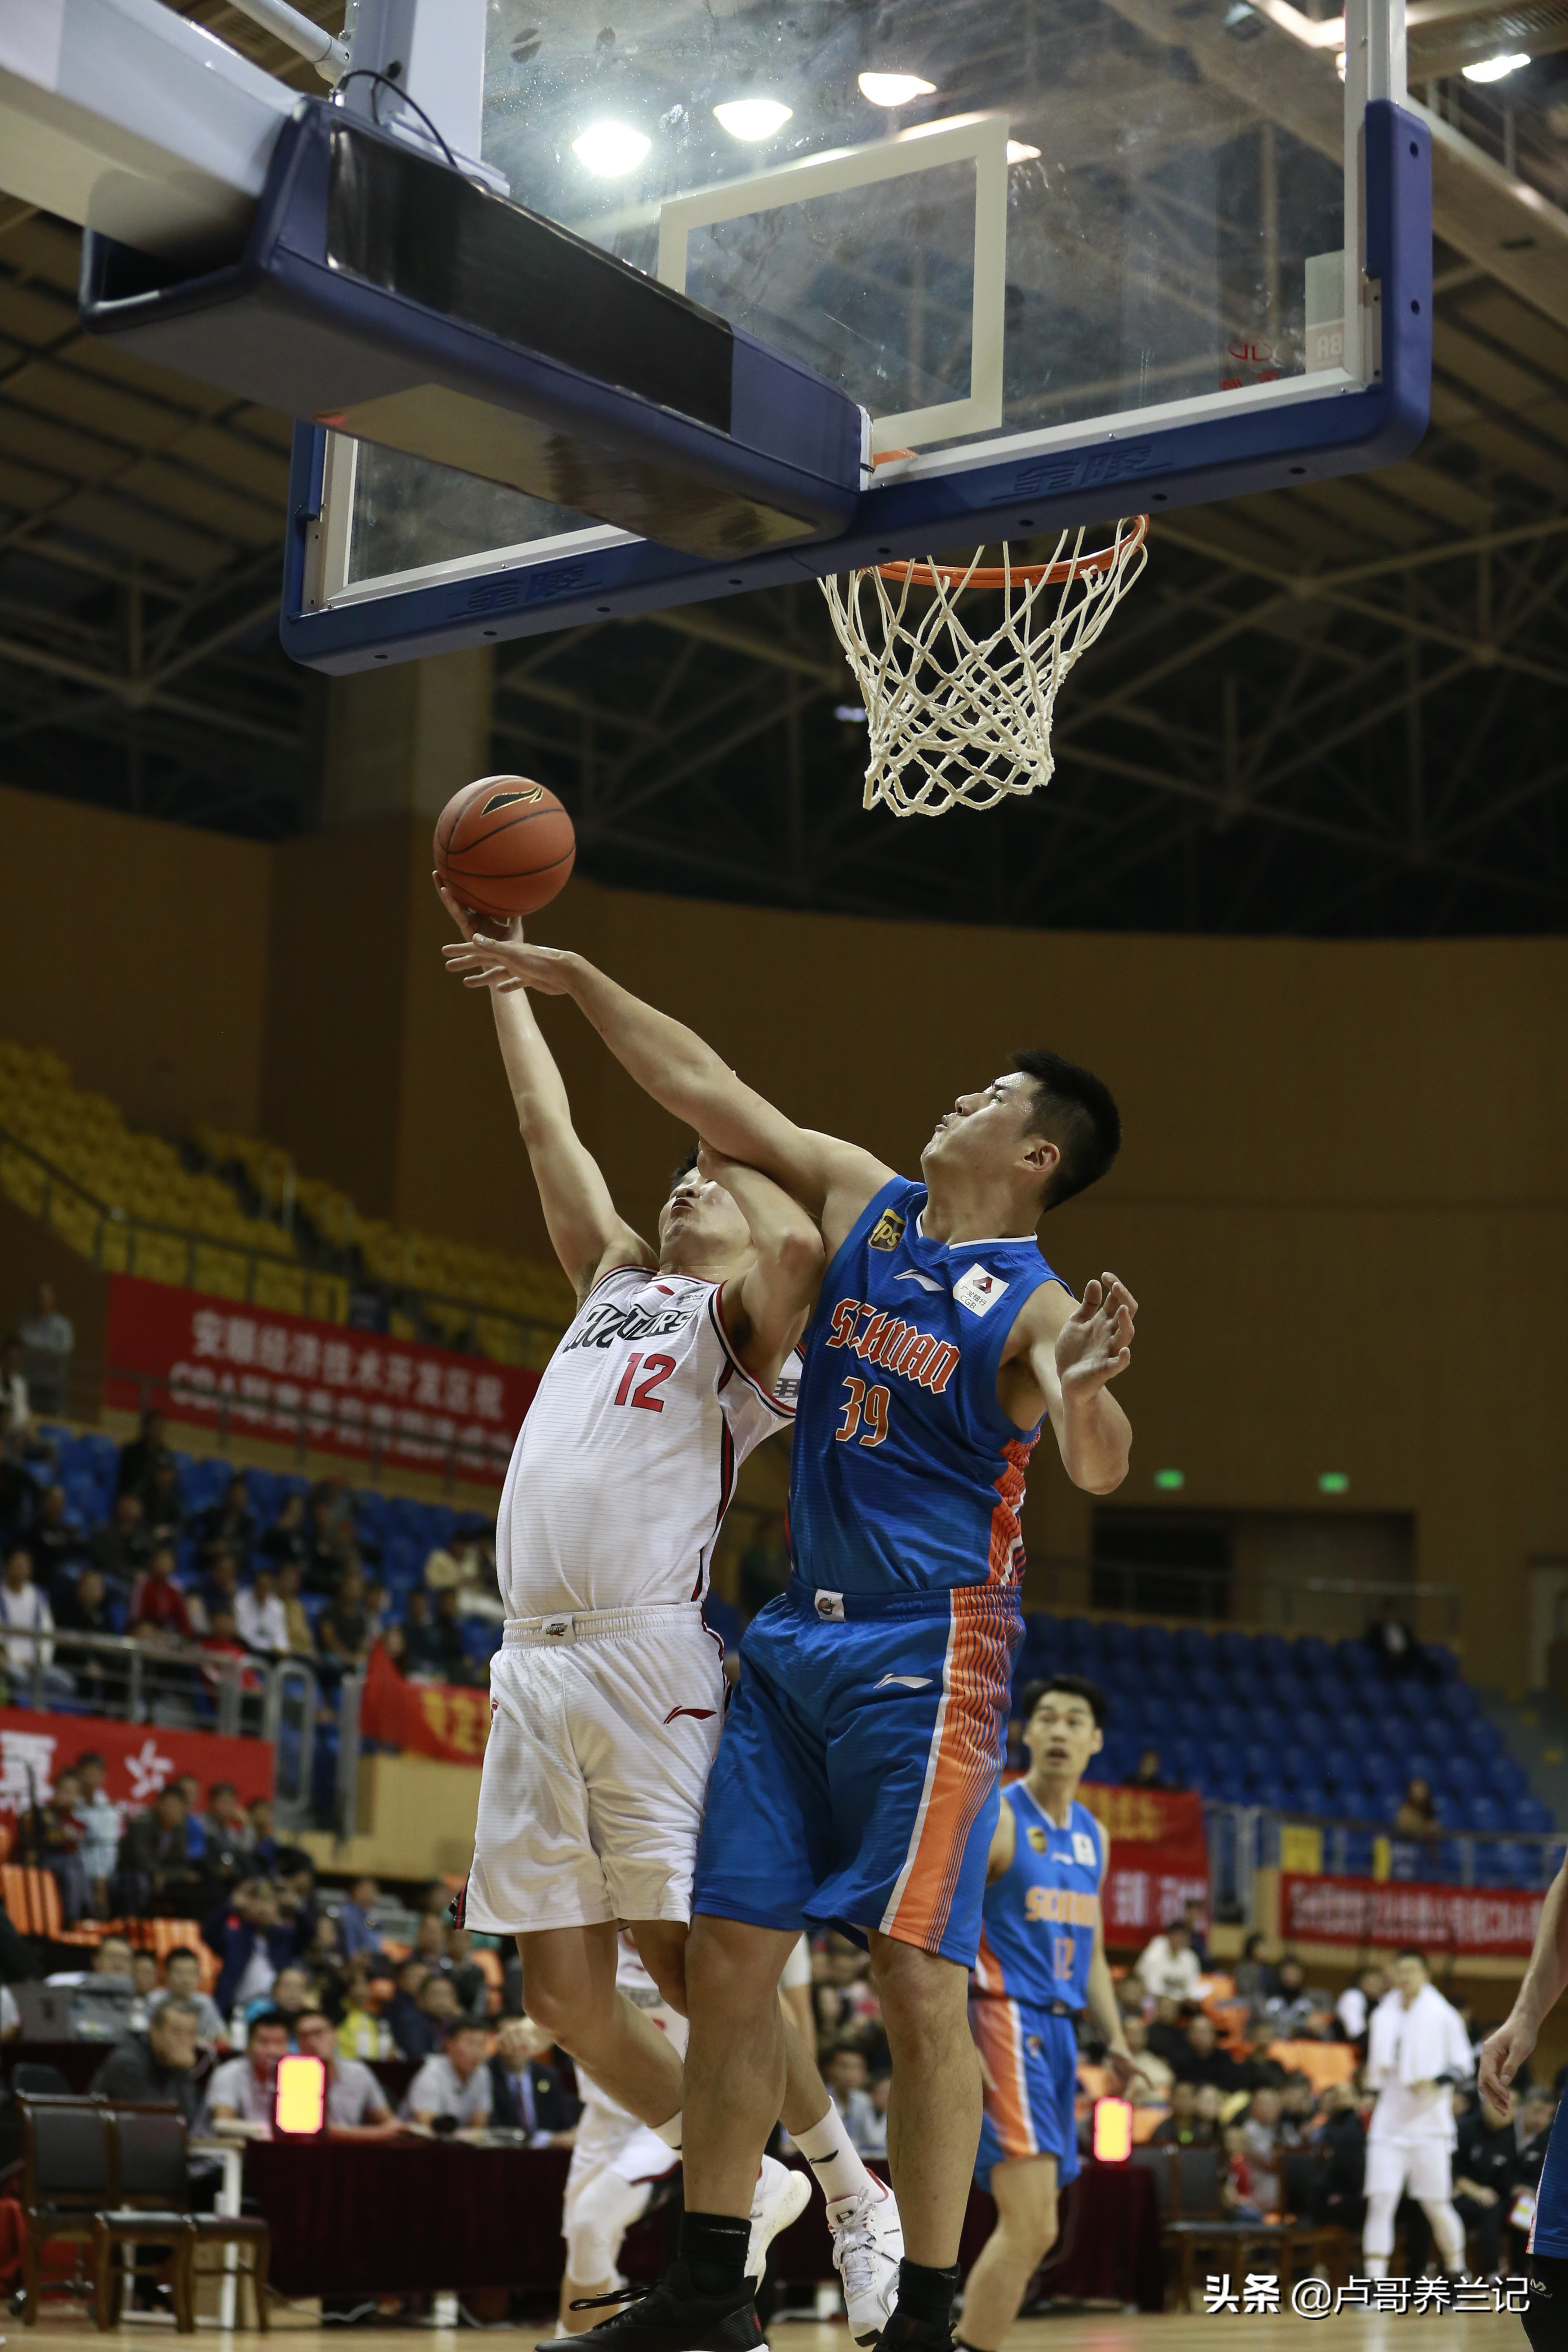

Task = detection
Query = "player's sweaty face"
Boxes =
[1026,1695,1102,1779]
[924,1074,1032,1170]
[658,1176,751,1264]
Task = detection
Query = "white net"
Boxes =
[819,517,1149,818]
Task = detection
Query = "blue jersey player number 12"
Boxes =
[440,920,1140,2352]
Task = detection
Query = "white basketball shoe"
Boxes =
[746,2155,813,2284]
[829,2178,904,2345]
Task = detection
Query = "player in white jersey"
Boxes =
[560,1938,688,2335]
[441,886,903,2333]
[1363,1947,1474,2283]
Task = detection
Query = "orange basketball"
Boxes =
[433,774,576,919]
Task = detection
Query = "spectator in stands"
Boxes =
[90,1491,151,1591]
[129,1948,160,2027]
[198,1477,256,1565]
[275,1846,316,1927]
[488,2016,579,2138]
[317,1569,372,1682]
[149,1946,229,2049]
[336,1959,388,2062]
[31,1485,84,1589]
[1172,2013,1245,2093]
[1222,2123,1266,2221]
[1367,1596,1421,1679]
[1136,1916,1203,2001]
[118,1786,204,1918]
[117,1409,173,1506]
[1123,2016,1173,2104]
[824,2043,884,2156]
[200,1784,252,1890]
[432,1586,478,1683]
[29,1763,91,1923]
[74,1753,122,1916]
[1336,1964,1386,2047]
[304,1495,354,1597]
[1394,1775,1439,1836]
[294,2007,396,2133]
[18,1283,74,1415]
[203,1875,311,2016]
[1309,2080,1367,2228]
[1254,1954,1323,2042]
[1277,2071,1318,2144]
[249,1961,311,2041]
[55,1566,120,1708]
[400,1588,446,1680]
[0,1545,72,1702]
[198,1549,244,1631]
[1240,2085,1283,2211]
[302,1913,348,2019]
[1234,1932,1276,2006]
[235,1566,289,1657]
[91,1992,205,2125]
[1,1339,34,1449]
[276,1564,314,1658]
[201,1609,257,1699]
[1181,1898,1210,1968]
[246,1797,278,1874]
[1131,1745,1170,1790]
[143,1460,186,1550]
[261,1492,310,1575]
[1152,2080,1216,2147]
[1451,2085,1519,2276]
[127,1546,193,1642]
[88,1933,135,1978]
[386,1958,435,2059]
[337,1875,383,1962]
[1146,1995,1189,2070]
[1115,1974,1147,2027]
[405,2020,494,2129]
[206,2009,292,2123]
[444,1927,489,2021]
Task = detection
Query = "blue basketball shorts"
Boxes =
[1532,2095,1568,2257]
[971,2001,1081,2190]
[692,1579,1020,1967]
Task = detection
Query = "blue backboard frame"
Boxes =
[279,100,1430,676]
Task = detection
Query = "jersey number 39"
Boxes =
[837,1377,889,1447]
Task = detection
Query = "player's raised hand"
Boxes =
[1479,2012,1537,2114]
[437,885,573,996]
[1054,1273,1136,1398]
[433,873,521,950]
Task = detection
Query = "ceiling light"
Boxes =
[835,704,868,723]
[713,98,793,140]
[571,122,651,176]
[1463,51,1530,80]
[858,71,937,106]
[1007,140,1041,163]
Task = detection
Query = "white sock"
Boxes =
[793,2103,875,2209]
[1364,2257,1388,2280]
[654,2111,682,2152]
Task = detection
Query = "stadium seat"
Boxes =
[1337,1712,1371,1751]
[1214,1702,1245,1739]
[1443,1756,1481,1801]
[1243,1742,1274,1781]
[1321,1747,1354,1788]
[1215,1630,1252,1676]
[1292,1784,1328,1817]
[1189,1666,1224,1706]
[1169,1737,1200,1783]
[1467,1797,1502,1834]
[1172,1698,1205,1738]
[1336,1786,1371,1823]
[1295,1711,1328,1749]
[1489,1757,1529,1802]
[1253,1633,1290,1674]
[1513,1798,1554,1835]
[1427,1644,1462,1683]
[1253,1777,1287,1809]
[1205,1739,1237,1780]
[1468,1717,1505,1758]
[1294,1635,1333,1677]
[1245,1705,1277,1743]
[1173,1626,1215,1669]
[1134,1621,1173,1665]
[1281,1744,1310,1783]
[1314,1673,1353,1720]
[1439,1682,1481,1720]
[1100,1622,1133,1662]
[1406,1752,1438,1787]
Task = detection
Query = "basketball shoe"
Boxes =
[747,2156,812,2281]
[544,2265,762,2352]
[828,2178,904,2344]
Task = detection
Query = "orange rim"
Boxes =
[874,514,1150,590]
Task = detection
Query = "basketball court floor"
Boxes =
[8,2318,1534,2350]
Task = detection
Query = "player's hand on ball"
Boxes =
[433,873,521,949]
[439,914,574,996]
[1479,2013,1537,2114]
[1056,1273,1136,1396]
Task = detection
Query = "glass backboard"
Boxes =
[282,0,1429,669]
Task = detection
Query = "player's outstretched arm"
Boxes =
[439,931,891,1249]
[436,881,652,1300]
[1001,1275,1134,1493]
[701,1143,825,1391]
[1479,1854,1568,2111]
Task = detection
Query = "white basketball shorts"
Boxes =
[1365,2137,1454,2205]
[463,1602,725,1935]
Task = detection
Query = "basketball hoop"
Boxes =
[820,508,1150,819]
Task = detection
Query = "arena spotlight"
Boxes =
[1463,51,1530,80]
[274,2053,327,2138]
[1093,2096,1134,2162]
[713,99,793,140]
[1154,1468,1185,1491]
[1318,1470,1350,1494]
[572,122,652,176]
[858,71,937,105]
[1007,141,1042,163]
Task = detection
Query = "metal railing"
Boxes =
[1206,1800,1566,1921]
[1039,1556,1462,1639]
[0,1629,320,1830]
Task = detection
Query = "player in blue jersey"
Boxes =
[960,1676,1149,2352]
[442,927,1136,2352]
[1480,1854,1568,2345]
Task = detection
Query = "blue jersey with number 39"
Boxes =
[788,1177,1068,1597]
[973,1781,1104,2011]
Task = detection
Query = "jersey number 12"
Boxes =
[613,1353,675,1412]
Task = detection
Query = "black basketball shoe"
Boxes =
[538,2265,765,2352]
[875,2306,957,2352]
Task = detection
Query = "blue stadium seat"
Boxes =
[1134,1621,1173,1664]
[1099,1621,1133,1661]
[1252,1777,1286,1809]
[1206,1739,1237,1780]
[1169,1736,1200,1783]
[1281,1744,1310,1782]
[1467,1797,1502,1834]
[1171,1698,1205,1738]
[1244,1705,1277,1743]
[1406,1751,1438,1786]
[1321,1747,1354,1788]
[1335,1786,1372,1822]
[1294,1635,1334,1677]
[1141,1695,1176,1736]
[1173,1626,1215,1670]
[1189,1667,1224,1706]
[1338,1713,1371,1752]
[1254,1633,1291,1674]
[1268,1674,1310,1719]
[1292,1784,1328,1817]
[1295,1711,1328,1749]
[1314,1673,1353,1720]
[1427,1644,1461,1684]
[1214,1702,1246,1739]
[1342,1831,1375,1873]
[1513,1798,1553,1836]
[1489,1757,1529,1802]
[1144,1660,1180,1701]
[1212,1773,1248,1804]
[1215,1630,1252,1675]
[1488,1841,1532,1888]
[1439,1682,1481,1720]
[1468,1717,1505,1759]
[1334,1637,1369,1677]
[1443,1756,1481,1801]
[1243,1743,1274,1780]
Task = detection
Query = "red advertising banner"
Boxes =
[0,1708,274,1815]
[1281,1872,1546,1958]
[104,1273,541,1483]
[360,1644,492,1765]
[1006,1778,1209,1945]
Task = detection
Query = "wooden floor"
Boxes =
[8,2317,1535,2349]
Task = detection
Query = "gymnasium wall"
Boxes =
[3,793,1566,1687]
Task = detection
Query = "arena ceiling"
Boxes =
[1,2,1566,937]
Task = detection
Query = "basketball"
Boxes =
[433,773,576,919]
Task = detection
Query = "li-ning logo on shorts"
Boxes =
[663,1706,716,1724]
[867,1208,906,1251]
[482,785,543,815]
